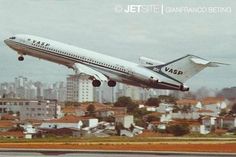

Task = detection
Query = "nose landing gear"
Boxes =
[18,55,24,61]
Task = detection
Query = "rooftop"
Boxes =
[0,131,24,138]
[169,119,201,126]
[78,103,111,111]
[1,114,19,120]
[176,99,198,105]
[0,120,16,128]
[201,97,225,105]
[44,115,93,123]
[197,109,214,113]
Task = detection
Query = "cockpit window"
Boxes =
[9,37,16,39]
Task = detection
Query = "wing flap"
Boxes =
[73,63,108,81]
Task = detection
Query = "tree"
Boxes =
[114,96,133,107]
[172,105,181,113]
[158,95,177,104]
[8,124,24,132]
[230,103,236,114]
[166,124,190,136]
[114,96,138,113]
[133,108,151,119]
[182,105,191,113]
[64,101,80,107]
[145,97,160,107]
[16,111,20,117]
[134,119,147,128]
[130,124,135,132]
[115,122,124,135]
[99,116,115,123]
[8,111,14,115]
[146,115,160,123]
[86,104,95,116]
[219,109,227,116]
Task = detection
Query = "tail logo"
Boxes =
[164,67,183,75]
[152,67,160,72]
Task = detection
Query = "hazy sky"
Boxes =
[0,0,235,90]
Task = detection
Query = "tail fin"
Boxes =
[151,55,227,83]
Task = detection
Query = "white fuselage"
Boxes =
[4,34,182,90]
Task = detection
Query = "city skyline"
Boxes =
[0,74,232,91]
[0,75,224,102]
[0,0,235,90]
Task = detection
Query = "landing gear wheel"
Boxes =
[18,56,24,61]
[108,80,116,87]
[92,80,101,87]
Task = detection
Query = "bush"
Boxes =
[157,128,166,134]
[228,127,236,133]
[134,119,147,128]
[114,96,138,113]
[230,103,236,114]
[146,115,160,123]
[86,104,95,116]
[133,108,151,119]
[166,124,190,136]
[145,98,160,107]
[115,122,124,135]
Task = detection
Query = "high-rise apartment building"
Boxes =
[66,75,94,102]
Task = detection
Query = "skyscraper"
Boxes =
[66,74,94,102]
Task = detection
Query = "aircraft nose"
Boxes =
[4,39,10,46]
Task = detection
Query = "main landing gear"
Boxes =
[92,80,117,87]
[92,80,101,87]
[108,80,116,87]
[18,55,24,61]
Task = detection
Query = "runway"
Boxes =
[0,149,235,157]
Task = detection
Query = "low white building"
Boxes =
[22,123,36,139]
[217,115,236,129]
[200,125,210,134]
[176,99,199,112]
[156,103,174,113]
[201,97,229,114]
[171,112,200,120]
[132,125,144,135]
[115,115,134,128]
[146,106,157,112]
[201,116,217,134]
[160,113,172,122]
[40,115,98,129]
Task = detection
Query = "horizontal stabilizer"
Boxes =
[207,62,230,67]
[190,57,229,67]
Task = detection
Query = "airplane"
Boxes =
[4,34,225,91]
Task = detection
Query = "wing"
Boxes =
[73,63,108,81]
